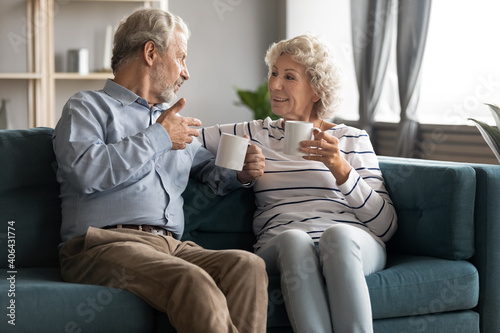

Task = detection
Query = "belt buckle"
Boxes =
[142,225,164,236]
[152,228,164,236]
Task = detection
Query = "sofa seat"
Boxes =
[1,268,155,333]
[265,254,479,329]
[369,254,479,319]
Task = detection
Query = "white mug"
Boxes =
[215,133,249,171]
[284,121,321,156]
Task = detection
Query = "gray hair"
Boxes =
[265,34,343,119]
[111,8,190,73]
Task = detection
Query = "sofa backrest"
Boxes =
[181,178,256,251]
[0,127,477,269]
[0,127,62,268]
[379,157,476,260]
[183,157,478,260]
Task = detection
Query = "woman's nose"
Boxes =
[268,77,282,91]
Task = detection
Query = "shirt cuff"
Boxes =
[337,168,360,195]
[144,123,172,153]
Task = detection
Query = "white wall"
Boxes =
[170,0,286,126]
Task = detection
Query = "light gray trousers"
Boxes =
[256,224,386,333]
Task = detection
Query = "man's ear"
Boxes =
[143,41,157,67]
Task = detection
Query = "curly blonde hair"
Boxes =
[265,34,343,119]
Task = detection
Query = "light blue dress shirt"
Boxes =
[53,79,240,244]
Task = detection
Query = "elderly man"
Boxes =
[52,8,267,333]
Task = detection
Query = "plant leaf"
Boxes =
[469,117,500,163]
[236,90,258,111]
[257,81,269,98]
[486,103,500,129]
[234,80,279,120]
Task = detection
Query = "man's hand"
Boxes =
[237,136,265,185]
[156,98,202,150]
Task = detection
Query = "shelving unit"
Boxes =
[52,73,114,80]
[0,0,167,128]
[0,73,44,79]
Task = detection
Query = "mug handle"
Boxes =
[311,127,322,138]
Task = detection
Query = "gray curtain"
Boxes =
[351,0,395,141]
[394,0,432,157]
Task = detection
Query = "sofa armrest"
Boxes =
[0,128,62,268]
[469,164,500,333]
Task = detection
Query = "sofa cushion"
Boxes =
[379,158,476,260]
[368,254,479,319]
[0,128,62,268]
[0,268,154,333]
[182,178,256,251]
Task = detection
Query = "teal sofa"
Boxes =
[1,127,499,332]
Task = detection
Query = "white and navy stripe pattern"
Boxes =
[199,117,397,250]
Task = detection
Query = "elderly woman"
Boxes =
[200,34,397,333]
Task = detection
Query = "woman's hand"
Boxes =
[237,136,265,185]
[300,130,352,185]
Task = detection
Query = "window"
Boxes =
[286,0,500,125]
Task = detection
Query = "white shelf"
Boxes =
[53,72,113,80]
[0,73,43,79]
[62,0,168,9]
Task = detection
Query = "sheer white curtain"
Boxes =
[394,0,432,157]
[350,0,395,143]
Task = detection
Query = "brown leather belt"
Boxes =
[104,224,172,237]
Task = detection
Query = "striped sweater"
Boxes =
[199,117,397,250]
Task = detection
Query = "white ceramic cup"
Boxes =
[284,121,321,156]
[215,133,249,171]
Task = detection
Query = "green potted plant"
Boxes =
[234,81,280,120]
[468,103,500,163]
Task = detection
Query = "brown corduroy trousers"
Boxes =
[59,227,268,333]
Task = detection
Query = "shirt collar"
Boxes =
[103,79,142,107]
[103,78,164,110]
[103,79,170,112]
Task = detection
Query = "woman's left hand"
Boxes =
[300,130,352,185]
